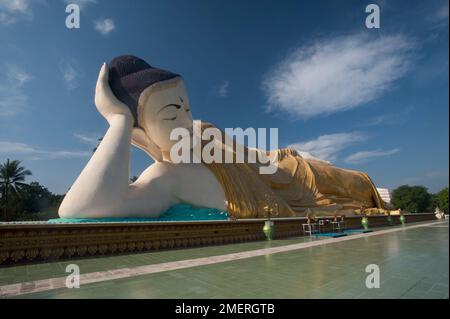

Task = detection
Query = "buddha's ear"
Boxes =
[131,127,164,162]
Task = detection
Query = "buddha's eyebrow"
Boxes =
[157,103,182,114]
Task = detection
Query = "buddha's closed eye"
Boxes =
[159,103,181,113]
[160,103,190,120]
[158,103,180,120]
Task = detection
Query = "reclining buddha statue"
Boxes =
[58,55,387,219]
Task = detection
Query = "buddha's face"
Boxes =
[138,78,193,152]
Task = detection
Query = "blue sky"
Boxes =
[0,0,448,194]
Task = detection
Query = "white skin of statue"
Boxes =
[58,63,227,218]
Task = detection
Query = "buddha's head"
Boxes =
[108,55,193,161]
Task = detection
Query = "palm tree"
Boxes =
[0,159,32,221]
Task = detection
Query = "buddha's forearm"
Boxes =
[59,114,133,216]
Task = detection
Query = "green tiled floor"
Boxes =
[2,222,449,299]
[0,236,322,286]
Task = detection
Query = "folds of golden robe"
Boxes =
[200,123,387,219]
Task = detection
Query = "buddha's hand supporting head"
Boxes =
[95,63,134,124]
[97,55,194,162]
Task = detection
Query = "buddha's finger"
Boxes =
[95,64,108,105]
[95,63,112,103]
[95,63,132,119]
[95,64,118,109]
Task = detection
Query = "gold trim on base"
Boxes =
[0,213,436,265]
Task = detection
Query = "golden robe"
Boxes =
[199,123,387,218]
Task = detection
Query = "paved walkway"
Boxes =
[1,221,448,298]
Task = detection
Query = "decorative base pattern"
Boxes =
[0,213,436,265]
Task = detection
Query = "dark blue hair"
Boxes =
[108,55,180,126]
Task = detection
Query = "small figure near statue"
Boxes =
[434,207,445,220]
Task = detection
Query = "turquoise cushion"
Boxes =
[48,204,229,223]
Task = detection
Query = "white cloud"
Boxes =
[0,141,91,160]
[63,65,77,88]
[296,151,332,164]
[0,64,32,117]
[94,18,115,36]
[400,170,449,187]
[360,106,414,127]
[7,63,31,84]
[73,133,101,146]
[288,132,367,162]
[59,59,81,90]
[0,0,31,25]
[215,80,230,98]
[344,148,400,164]
[433,1,449,26]
[263,33,415,118]
[64,0,97,9]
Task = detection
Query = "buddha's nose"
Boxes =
[179,113,193,127]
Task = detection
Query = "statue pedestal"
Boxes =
[0,213,436,265]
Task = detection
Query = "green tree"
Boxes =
[8,182,63,221]
[0,159,32,221]
[391,185,433,213]
[14,182,52,213]
[434,187,449,214]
